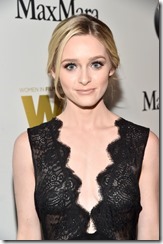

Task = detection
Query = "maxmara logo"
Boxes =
[15,0,99,21]
[142,90,159,111]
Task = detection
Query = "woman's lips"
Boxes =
[76,88,95,95]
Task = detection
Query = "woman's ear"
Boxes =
[109,68,115,77]
[51,69,55,79]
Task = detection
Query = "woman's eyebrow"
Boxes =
[61,56,106,63]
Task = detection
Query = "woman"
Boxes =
[13,14,159,240]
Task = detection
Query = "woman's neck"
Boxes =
[57,100,118,130]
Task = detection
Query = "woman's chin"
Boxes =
[72,99,102,110]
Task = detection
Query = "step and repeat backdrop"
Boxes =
[0,0,159,240]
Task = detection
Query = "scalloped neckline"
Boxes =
[51,116,124,223]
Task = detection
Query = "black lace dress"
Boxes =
[27,117,149,240]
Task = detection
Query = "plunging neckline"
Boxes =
[30,116,148,239]
[51,116,123,223]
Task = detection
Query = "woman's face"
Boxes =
[53,34,114,108]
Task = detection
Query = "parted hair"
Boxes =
[47,14,120,99]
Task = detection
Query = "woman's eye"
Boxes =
[91,61,104,69]
[64,63,76,70]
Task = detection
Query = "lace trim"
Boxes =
[50,117,122,225]
[29,116,149,239]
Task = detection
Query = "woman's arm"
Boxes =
[13,132,42,240]
[137,131,159,240]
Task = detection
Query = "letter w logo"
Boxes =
[21,95,62,127]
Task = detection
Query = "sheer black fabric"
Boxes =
[27,117,149,240]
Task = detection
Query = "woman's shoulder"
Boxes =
[145,130,159,153]
[117,117,150,137]
[27,119,52,132]
[13,131,33,172]
[13,131,30,152]
[27,117,60,134]
[121,117,158,147]
[148,129,159,141]
[119,117,149,129]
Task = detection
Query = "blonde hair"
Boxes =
[47,14,120,99]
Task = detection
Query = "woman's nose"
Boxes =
[79,68,91,85]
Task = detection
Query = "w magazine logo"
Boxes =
[21,94,62,127]
[142,90,159,111]
[15,0,99,21]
